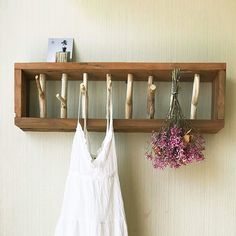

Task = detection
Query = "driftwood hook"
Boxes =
[35,74,46,118]
[56,73,68,118]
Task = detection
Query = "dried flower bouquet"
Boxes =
[145,69,205,169]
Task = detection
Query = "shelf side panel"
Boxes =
[212,70,226,120]
[15,69,28,117]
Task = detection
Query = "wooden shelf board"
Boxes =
[15,62,226,82]
[15,117,224,133]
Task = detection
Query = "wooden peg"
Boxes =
[80,82,86,93]
[147,76,156,119]
[35,74,46,118]
[190,74,200,119]
[125,74,133,119]
[56,73,68,118]
[106,74,112,119]
[81,73,88,119]
[106,74,112,91]
[80,82,86,119]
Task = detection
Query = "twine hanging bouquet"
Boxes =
[145,69,205,169]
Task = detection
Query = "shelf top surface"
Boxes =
[15,62,226,69]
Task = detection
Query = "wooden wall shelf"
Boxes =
[14,62,226,133]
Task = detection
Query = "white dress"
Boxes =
[55,85,128,236]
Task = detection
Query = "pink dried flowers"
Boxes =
[145,126,205,169]
[145,69,205,169]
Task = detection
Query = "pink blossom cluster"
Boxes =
[145,126,205,169]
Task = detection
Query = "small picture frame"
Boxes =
[47,38,74,62]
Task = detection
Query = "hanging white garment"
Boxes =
[55,83,128,236]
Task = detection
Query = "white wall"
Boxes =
[0,0,236,235]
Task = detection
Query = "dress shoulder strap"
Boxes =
[77,78,113,137]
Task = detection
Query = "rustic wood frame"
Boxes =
[14,62,226,133]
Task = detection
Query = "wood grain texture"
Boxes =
[212,70,226,120]
[14,62,226,82]
[14,69,23,117]
[217,70,226,119]
[15,117,224,133]
[14,69,28,117]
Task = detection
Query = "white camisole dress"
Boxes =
[55,84,128,236]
